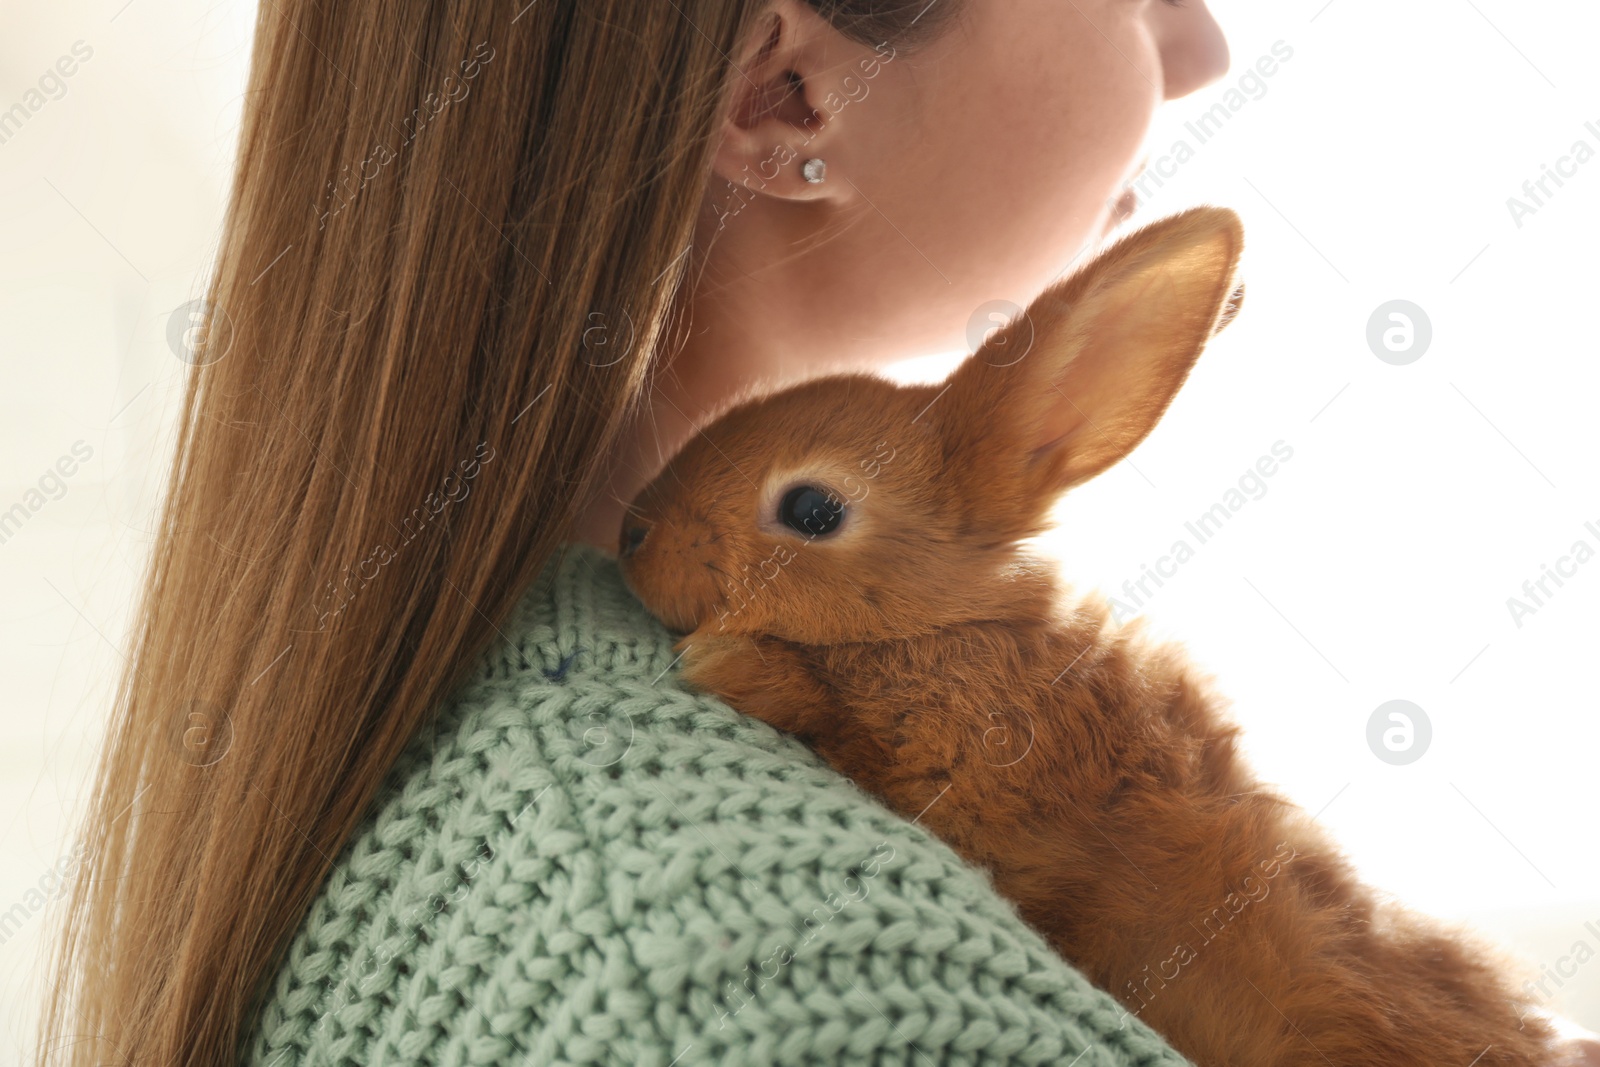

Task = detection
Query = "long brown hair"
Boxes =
[39,1,956,1065]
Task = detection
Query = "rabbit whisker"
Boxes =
[701,560,743,617]
[608,491,647,519]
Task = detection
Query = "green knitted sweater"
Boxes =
[245,542,1190,1066]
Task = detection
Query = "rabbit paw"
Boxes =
[673,631,753,687]
[672,630,831,736]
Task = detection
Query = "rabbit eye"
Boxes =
[778,485,844,537]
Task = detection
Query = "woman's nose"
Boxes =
[619,524,648,559]
[1155,0,1231,102]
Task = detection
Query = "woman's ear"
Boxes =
[709,0,865,204]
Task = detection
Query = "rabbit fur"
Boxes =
[616,206,1559,1066]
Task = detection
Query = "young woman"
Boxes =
[39,1,1600,1064]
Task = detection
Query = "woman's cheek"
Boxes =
[939,0,1162,283]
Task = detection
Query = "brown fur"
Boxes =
[618,206,1558,1066]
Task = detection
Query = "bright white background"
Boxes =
[1,0,1596,1058]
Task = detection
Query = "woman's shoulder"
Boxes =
[245,544,1187,1066]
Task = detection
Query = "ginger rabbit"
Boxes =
[616,206,1562,1066]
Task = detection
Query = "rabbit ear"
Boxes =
[937,206,1244,505]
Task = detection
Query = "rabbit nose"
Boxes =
[619,524,648,559]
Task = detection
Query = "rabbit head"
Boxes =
[617,205,1245,645]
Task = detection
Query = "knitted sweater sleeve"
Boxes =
[244,544,1191,1067]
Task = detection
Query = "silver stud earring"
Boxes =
[801,157,827,184]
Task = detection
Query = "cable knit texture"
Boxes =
[244,542,1190,1067]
